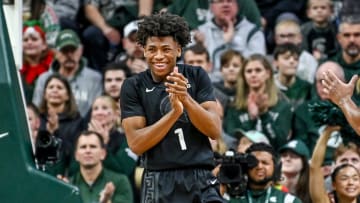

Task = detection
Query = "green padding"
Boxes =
[0,1,81,202]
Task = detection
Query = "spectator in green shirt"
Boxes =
[71,131,133,203]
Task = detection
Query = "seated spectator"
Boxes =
[256,0,307,53]
[33,29,102,117]
[70,131,133,203]
[115,20,147,75]
[273,43,312,110]
[301,0,338,61]
[102,62,131,106]
[82,0,138,71]
[274,19,318,84]
[213,49,243,110]
[46,0,82,33]
[279,140,312,203]
[224,54,293,149]
[26,103,41,144]
[310,125,360,203]
[29,0,60,47]
[38,74,85,175]
[21,21,54,103]
[196,0,266,81]
[183,43,213,74]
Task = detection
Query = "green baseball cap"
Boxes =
[55,29,80,51]
[279,140,310,159]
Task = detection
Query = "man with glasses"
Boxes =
[274,19,318,84]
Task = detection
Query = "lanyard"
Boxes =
[247,187,272,203]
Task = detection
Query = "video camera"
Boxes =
[215,150,258,198]
[35,130,62,167]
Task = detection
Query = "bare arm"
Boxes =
[165,69,221,140]
[138,0,154,17]
[322,71,360,134]
[84,4,121,44]
[122,103,182,155]
[310,125,340,203]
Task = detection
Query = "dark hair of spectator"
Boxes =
[273,43,301,60]
[38,74,78,118]
[75,130,106,150]
[27,102,41,118]
[184,43,210,62]
[136,12,191,48]
[220,49,244,70]
[102,62,131,79]
[246,142,277,165]
[295,155,312,203]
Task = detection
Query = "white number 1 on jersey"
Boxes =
[174,128,187,150]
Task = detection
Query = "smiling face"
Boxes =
[333,166,360,199]
[44,78,69,106]
[75,133,106,169]
[244,60,270,91]
[143,36,181,82]
[91,97,118,129]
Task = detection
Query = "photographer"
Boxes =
[229,143,302,203]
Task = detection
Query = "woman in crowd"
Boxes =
[310,125,360,203]
[279,140,312,203]
[224,54,293,149]
[38,74,84,175]
[21,21,54,102]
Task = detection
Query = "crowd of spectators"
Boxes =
[20,0,360,202]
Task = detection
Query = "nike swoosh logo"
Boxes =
[145,87,155,92]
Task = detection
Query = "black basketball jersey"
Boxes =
[120,64,216,170]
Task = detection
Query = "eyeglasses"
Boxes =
[211,0,236,4]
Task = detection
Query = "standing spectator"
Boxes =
[301,0,338,61]
[279,140,312,203]
[71,131,133,203]
[274,20,318,84]
[33,29,102,117]
[82,0,138,71]
[21,21,54,103]
[273,43,312,110]
[38,74,85,175]
[120,13,224,202]
[196,0,266,81]
[224,54,292,149]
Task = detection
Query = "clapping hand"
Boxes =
[99,182,115,203]
[88,119,110,145]
[46,109,59,134]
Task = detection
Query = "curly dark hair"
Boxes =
[136,12,191,48]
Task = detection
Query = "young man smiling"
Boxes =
[120,13,224,203]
